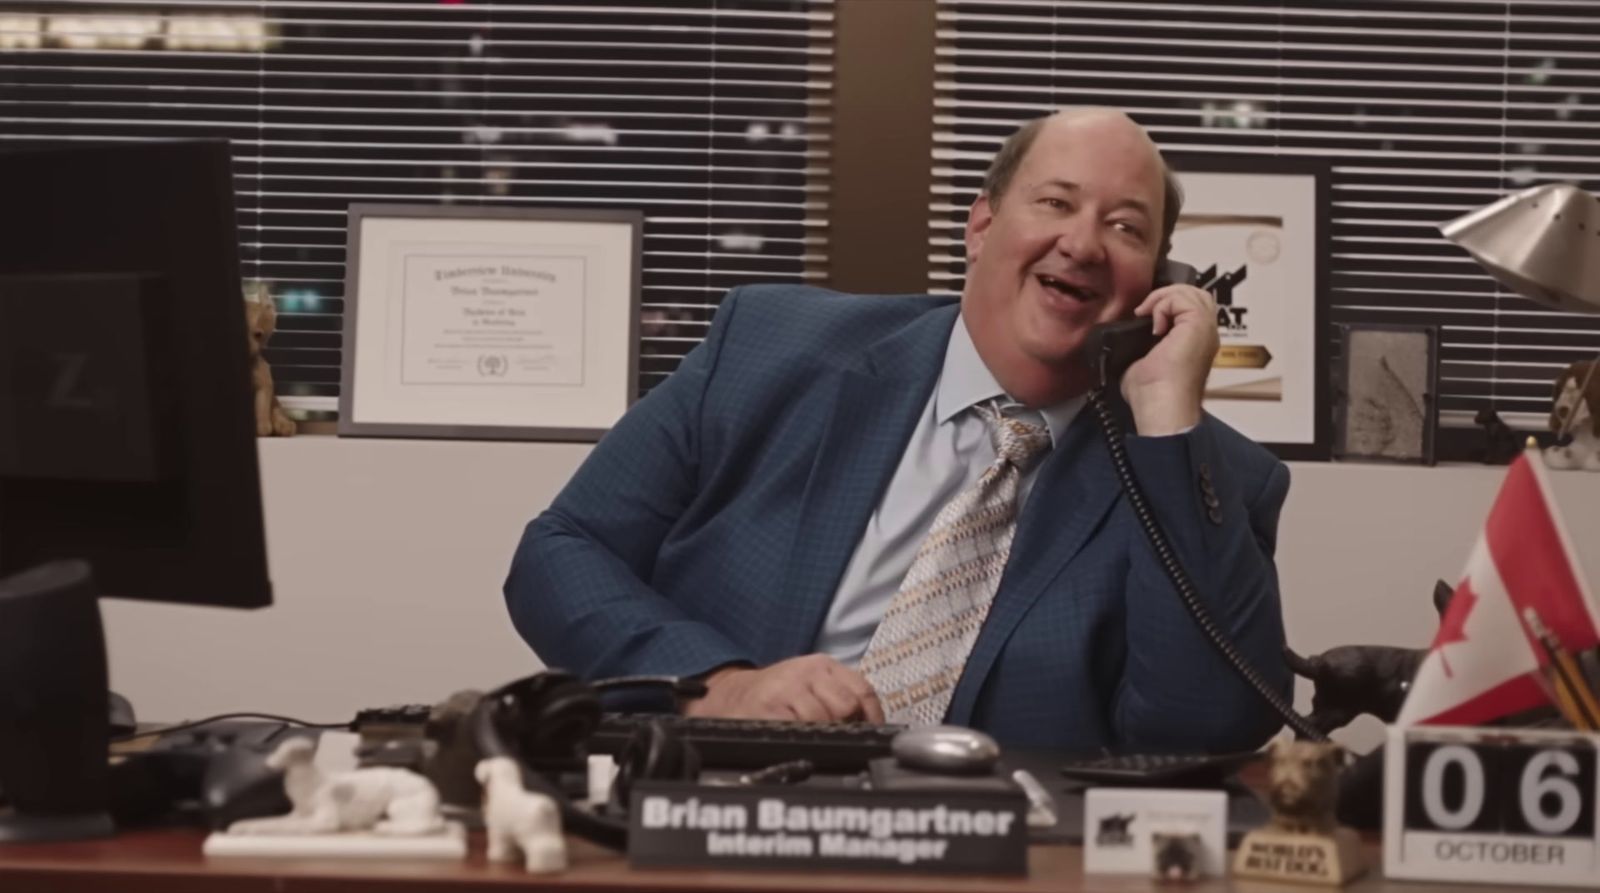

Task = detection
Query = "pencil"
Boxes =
[1534,620,1600,725]
[1523,608,1600,731]
[1524,648,1590,731]
[1547,671,1592,732]
[1556,649,1600,727]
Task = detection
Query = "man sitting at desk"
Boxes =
[504,107,1290,753]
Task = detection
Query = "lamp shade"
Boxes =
[1440,182,1600,314]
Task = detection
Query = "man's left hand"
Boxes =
[1122,284,1219,436]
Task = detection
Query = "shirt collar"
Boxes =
[935,314,1084,447]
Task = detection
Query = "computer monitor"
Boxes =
[0,139,273,842]
[0,139,271,608]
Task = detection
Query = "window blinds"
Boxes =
[930,0,1600,430]
[0,0,833,413]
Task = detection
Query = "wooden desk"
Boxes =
[0,828,1535,893]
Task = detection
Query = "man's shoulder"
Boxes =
[686,285,956,434]
[720,284,957,335]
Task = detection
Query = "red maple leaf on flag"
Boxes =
[1429,579,1478,678]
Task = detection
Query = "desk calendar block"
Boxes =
[1384,725,1598,887]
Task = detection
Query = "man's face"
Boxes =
[961,117,1165,372]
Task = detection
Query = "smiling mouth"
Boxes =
[1036,273,1099,304]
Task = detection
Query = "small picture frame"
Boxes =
[338,203,642,442]
[1333,323,1439,465]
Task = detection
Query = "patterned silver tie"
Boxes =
[859,400,1053,725]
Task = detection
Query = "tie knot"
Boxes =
[975,400,1052,471]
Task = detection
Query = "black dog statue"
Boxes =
[1282,645,1426,735]
[1283,581,1453,735]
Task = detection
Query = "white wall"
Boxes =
[102,437,585,725]
[102,437,1600,750]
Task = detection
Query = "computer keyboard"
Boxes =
[1057,750,1262,787]
[589,714,906,772]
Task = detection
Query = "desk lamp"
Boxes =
[1440,182,1600,314]
[1441,183,1600,451]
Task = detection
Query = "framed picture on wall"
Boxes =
[337,204,643,442]
[1165,154,1332,460]
[1333,323,1439,465]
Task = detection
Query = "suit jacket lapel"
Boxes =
[942,404,1125,726]
[766,304,959,658]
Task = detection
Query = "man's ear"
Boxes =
[964,193,995,265]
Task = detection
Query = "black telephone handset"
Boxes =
[1082,260,1324,742]
[1084,318,1161,390]
[1155,257,1201,290]
[1083,259,1199,387]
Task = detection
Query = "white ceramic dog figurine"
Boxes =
[475,756,567,873]
[1545,360,1600,471]
[227,738,445,836]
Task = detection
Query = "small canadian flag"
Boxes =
[1397,451,1600,726]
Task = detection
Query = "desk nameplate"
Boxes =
[627,780,1028,875]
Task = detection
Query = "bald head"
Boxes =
[980,108,1181,263]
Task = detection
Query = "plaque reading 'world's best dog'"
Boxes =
[627,781,1027,875]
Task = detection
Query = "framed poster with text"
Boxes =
[338,204,642,441]
[1167,154,1331,460]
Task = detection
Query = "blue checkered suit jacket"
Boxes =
[505,284,1291,752]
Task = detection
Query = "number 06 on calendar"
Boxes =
[1384,726,1599,886]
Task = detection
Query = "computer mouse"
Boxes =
[891,725,1001,775]
[200,729,314,830]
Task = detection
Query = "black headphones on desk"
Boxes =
[469,670,705,849]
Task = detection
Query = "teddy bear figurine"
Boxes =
[244,280,296,437]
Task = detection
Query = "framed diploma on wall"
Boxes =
[338,204,642,441]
